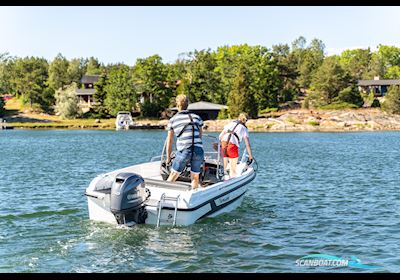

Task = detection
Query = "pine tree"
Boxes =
[228,65,258,119]
[92,72,109,117]
[382,85,400,114]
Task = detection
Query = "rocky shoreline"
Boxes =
[3,108,400,132]
[148,108,400,132]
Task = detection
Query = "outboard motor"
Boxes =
[110,172,150,225]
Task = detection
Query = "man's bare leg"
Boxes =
[229,157,238,178]
[223,157,229,172]
[167,171,180,182]
[191,172,200,189]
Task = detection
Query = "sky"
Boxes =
[1,6,400,65]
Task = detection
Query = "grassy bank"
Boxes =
[8,119,115,129]
[3,98,400,132]
[3,98,115,129]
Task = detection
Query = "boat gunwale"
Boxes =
[147,169,256,212]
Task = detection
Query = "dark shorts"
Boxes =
[221,141,239,158]
[171,146,204,174]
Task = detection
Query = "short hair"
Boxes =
[176,94,189,111]
[238,112,249,123]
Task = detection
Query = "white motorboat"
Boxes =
[85,135,257,227]
[115,111,135,130]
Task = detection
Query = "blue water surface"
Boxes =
[0,130,399,272]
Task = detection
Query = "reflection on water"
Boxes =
[0,130,399,272]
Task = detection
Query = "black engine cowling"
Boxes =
[110,172,149,225]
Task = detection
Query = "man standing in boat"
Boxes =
[165,94,205,190]
[219,112,253,179]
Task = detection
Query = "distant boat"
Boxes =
[0,118,14,130]
[115,111,135,130]
[0,126,14,130]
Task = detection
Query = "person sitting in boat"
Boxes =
[219,112,253,179]
[165,94,205,190]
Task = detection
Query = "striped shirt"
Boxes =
[167,110,203,151]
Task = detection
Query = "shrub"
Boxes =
[319,102,358,110]
[217,108,229,119]
[382,85,400,114]
[140,101,162,118]
[303,91,327,109]
[361,91,375,106]
[307,120,320,126]
[286,117,301,124]
[336,86,363,107]
[371,98,381,108]
[259,107,278,114]
[54,83,81,119]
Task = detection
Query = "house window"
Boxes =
[381,85,387,95]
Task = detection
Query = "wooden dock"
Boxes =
[0,125,14,130]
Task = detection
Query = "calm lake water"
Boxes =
[0,129,399,272]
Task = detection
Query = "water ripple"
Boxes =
[1,130,400,272]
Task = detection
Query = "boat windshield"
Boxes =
[150,134,221,162]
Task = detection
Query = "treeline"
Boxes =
[1,36,400,119]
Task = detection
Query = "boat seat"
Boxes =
[144,178,192,191]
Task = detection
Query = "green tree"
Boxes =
[165,57,190,106]
[85,57,103,75]
[0,53,16,94]
[251,48,282,109]
[310,56,352,105]
[68,58,86,85]
[215,44,282,110]
[336,85,364,107]
[365,45,400,79]
[92,71,109,117]
[293,38,326,89]
[175,77,190,101]
[382,85,400,114]
[339,48,372,80]
[271,43,300,103]
[48,53,70,91]
[166,55,189,81]
[385,65,400,79]
[104,65,135,116]
[183,49,223,103]
[214,45,241,101]
[54,82,80,119]
[11,56,51,110]
[228,65,258,119]
[131,55,171,117]
[217,108,229,119]
[366,52,385,79]
[377,45,400,69]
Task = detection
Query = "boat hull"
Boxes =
[145,172,254,226]
[85,161,256,227]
